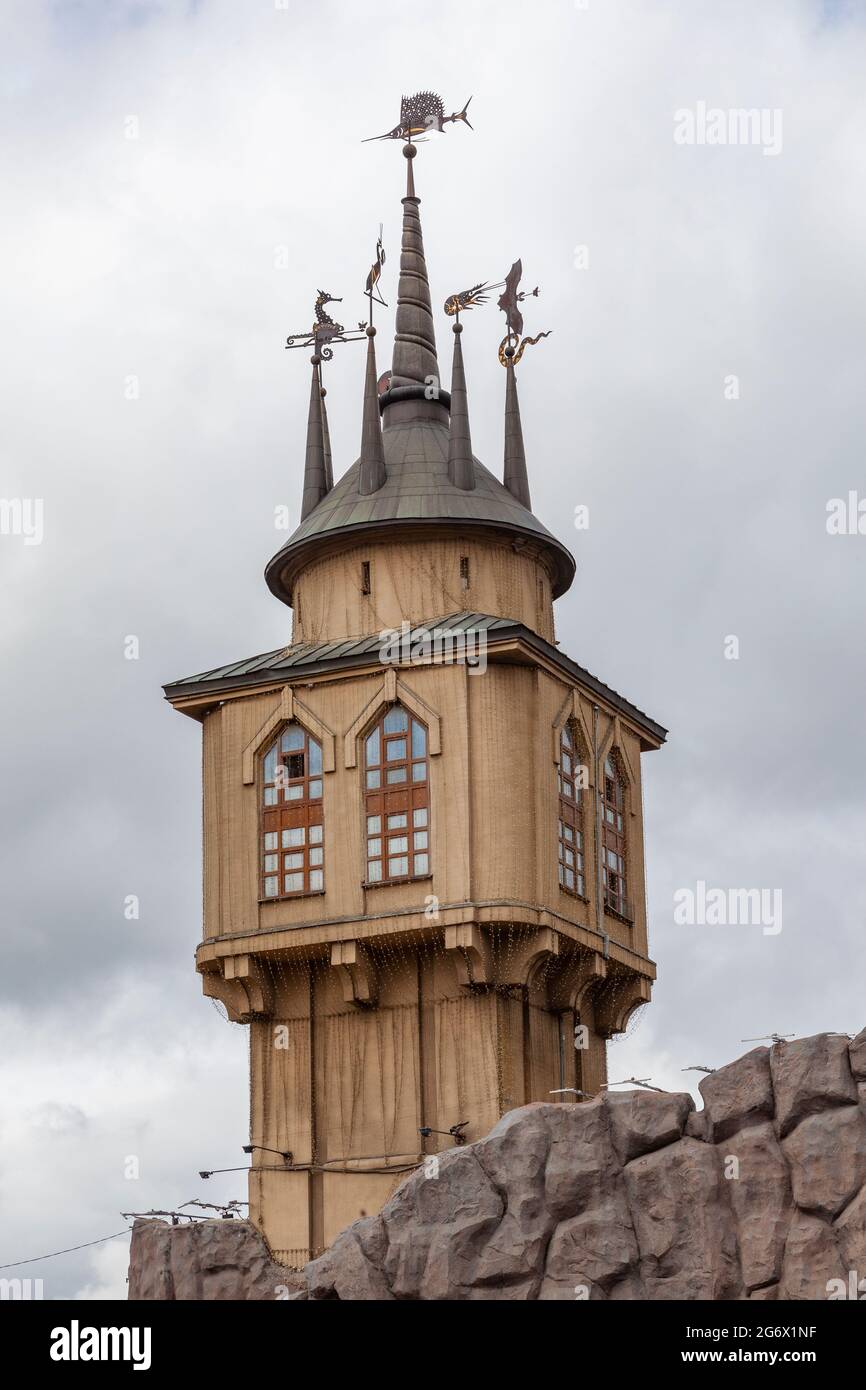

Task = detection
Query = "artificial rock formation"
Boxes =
[129,1028,866,1301]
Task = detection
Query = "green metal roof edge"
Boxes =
[163,613,667,744]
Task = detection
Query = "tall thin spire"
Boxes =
[320,382,333,492]
[300,355,328,521]
[503,348,531,510]
[389,144,442,399]
[447,322,475,490]
[358,327,386,495]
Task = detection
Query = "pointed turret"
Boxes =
[447,323,475,491]
[320,382,333,492]
[503,347,531,510]
[358,327,386,495]
[300,355,329,521]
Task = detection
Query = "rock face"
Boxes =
[128,1028,866,1301]
[127,1215,305,1301]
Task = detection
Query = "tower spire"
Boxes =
[388,143,442,404]
[503,348,531,510]
[358,326,386,495]
[320,380,333,492]
[447,322,475,490]
[300,355,329,521]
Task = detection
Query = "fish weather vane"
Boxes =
[363,90,473,143]
[284,288,367,360]
[497,259,551,365]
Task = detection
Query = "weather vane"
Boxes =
[366,224,387,320]
[497,260,551,365]
[284,288,367,360]
[363,91,473,143]
[444,280,503,323]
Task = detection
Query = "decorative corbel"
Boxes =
[444,923,493,988]
[200,954,274,1023]
[497,926,561,990]
[330,940,379,1009]
[546,949,607,1013]
[594,973,652,1038]
[201,968,247,1024]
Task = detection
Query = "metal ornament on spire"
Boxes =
[444,280,503,321]
[285,289,367,360]
[363,91,473,143]
[365,224,387,322]
[497,260,551,365]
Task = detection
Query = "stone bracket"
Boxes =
[594,973,652,1038]
[200,954,274,1023]
[497,926,561,990]
[547,949,607,1013]
[444,923,493,988]
[331,940,379,1009]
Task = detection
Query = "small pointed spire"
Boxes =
[503,348,532,510]
[300,355,328,521]
[359,327,386,495]
[320,383,333,492]
[389,143,442,400]
[447,323,475,490]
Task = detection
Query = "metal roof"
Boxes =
[163,612,667,745]
[264,417,577,606]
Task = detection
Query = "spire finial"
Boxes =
[358,326,386,495]
[447,322,475,491]
[300,356,329,520]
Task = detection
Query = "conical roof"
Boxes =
[266,138,575,606]
[265,414,575,602]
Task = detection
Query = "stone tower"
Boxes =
[165,135,666,1267]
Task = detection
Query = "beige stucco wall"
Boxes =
[201,661,650,961]
[289,533,556,645]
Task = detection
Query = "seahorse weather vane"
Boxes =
[284,289,367,360]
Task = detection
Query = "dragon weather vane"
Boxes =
[497,260,551,365]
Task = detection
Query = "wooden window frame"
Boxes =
[602,751,631,922]
[259,723,325,901]
[557,722,586,898]
[363,703,430,886]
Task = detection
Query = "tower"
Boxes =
[164,100,666,1267]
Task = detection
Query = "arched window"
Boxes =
[602,753,629,919]
[260,723,324,899]
[364,703,429,884]
[558,723,585,896]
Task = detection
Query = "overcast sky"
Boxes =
[1,0,864,1300]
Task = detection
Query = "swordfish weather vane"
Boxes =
[363,91,473,143]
